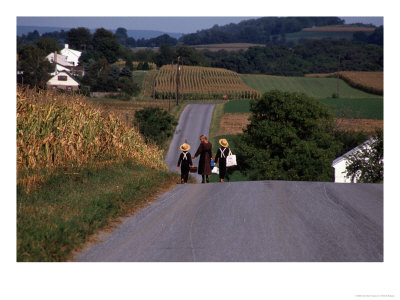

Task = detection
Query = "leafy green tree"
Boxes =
[92,28,120,64]
[137,61,151,70]
[333,130,368,158]
[142,62,150,70]
[155,44,176,67]
[136,62,144,70]
[118,77,140,97]
[66,27,92,50]
[134,107,177,147]
[18,45,53,88]
[125,56,134,71]
[234,90,340,181]
[132,48,156,63]
[120,66,132,78]
[81,58,117,92]
[115,27,128,46]
[141,34,177,47]
[110,64,121,81]
[344,129,383,183]
[176,46,209,66]
[36,38,60,54]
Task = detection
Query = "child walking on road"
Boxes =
[214,138,230,183]
[177,143,193,184]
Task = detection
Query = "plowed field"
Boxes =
[216,113,383,136]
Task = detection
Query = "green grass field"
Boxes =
[132,70,149,87]
[224,100,251,114]
[224,98,383,119]
[318,98,383,119]
[236,75,383,119]
[240,75,380,99]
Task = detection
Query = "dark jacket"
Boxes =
[215,147,230,179]
[194,142,212,175]
[177,151,192,173]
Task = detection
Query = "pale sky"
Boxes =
[17,16,383,34]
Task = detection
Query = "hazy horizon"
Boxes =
[17,16,383,35]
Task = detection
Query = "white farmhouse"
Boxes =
[46,52,73,67]
[60,44,82,66]
[331,138,374,183]
[46,52,74,76]
[46,71,80,91]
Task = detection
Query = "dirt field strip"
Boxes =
[216,113,383,136]
[335,118,383,134]
[216,113,251,135]
[193,43,266,52]
[302,26,375,32]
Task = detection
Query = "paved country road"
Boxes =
[75,180,382,262]
[74,103,383,262]
[164,103,215,182]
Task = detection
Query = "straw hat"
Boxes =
[180,143,191,151]
[219,138,229,147]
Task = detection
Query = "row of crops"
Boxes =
[142,65,261,100]
[17,86,166,179]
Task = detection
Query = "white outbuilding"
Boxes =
[331,138,374,183]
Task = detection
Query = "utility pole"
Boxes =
[176,56,180,105]
[152,80,156,101]
[169,62,173,112]
[181,59,184,103]
[337,55,341,98]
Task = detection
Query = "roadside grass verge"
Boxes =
[208,103,225,141]
[17,86,181,262]
[17,160,179,262]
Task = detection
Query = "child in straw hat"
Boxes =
[177,142,193,184]
[214,138,230,182]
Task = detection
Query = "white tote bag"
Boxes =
[212,166,219,174]
[226,150,237,167]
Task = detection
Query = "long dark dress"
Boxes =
[214,147,230,179]
[177,151,192,183]
[194,142,212,175]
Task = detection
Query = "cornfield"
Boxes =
[143,65,261,100]
[17,86,167,190]
[306,71,383,95]
[335,72,383,95]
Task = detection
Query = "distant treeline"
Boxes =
[180,17,345,45]
[17,28,178,51]
[18,17,383,51]
[150,40,383,76]
[204,40,383,75]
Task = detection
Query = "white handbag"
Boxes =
[226,150,237,167]
[212,166,219,174]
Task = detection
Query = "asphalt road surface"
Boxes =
[75,180,383,262]
[74,103,383,262]
[164,103,215,182]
